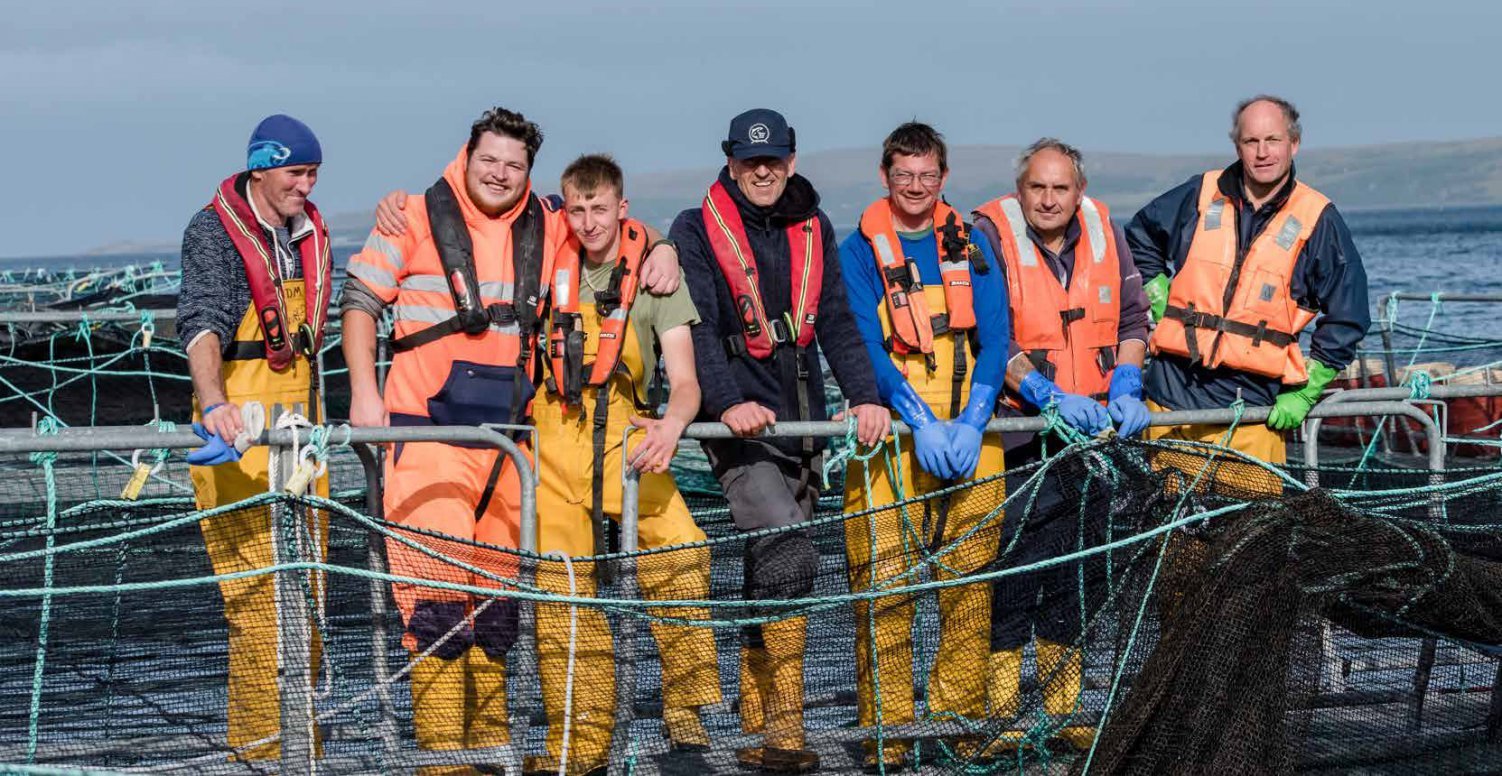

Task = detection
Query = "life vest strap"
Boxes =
[389,303,519,354]
[1164,304,1298,350]
[224,328,316,362]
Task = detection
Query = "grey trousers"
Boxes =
[703,438,822,646]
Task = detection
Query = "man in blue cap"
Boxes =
[178,113,333,761]
[673,108,888,772]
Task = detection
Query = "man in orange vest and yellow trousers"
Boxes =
[524,154,720,774]
[837,122,1010,770]
[179,113,333,762]
[971,138,1153,753]
[1126,95,1370,494]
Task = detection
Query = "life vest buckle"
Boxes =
[296,322,317,360]
[930,313,951,336]
[768,317,791,345]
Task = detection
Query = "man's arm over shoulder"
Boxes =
[1124,174,1202,280]
[344,202,422,307]
[814,213,880,406]
[671,209,744,417]
[1297,203,1370,371]
[177,209,243,354]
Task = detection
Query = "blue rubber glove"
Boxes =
[1106,364,1152,438]
[946,382,999,479]
[186,422,242,466]
[1018,370,1110,436]
[891,381,956,480]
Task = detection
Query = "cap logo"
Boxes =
[748,123,771,144]
[248,140,292,170]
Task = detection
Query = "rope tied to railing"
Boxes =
[138,310,156,350]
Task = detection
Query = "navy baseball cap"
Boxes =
[722,108,796,160]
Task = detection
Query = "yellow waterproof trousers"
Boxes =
[1145,400,1287,498]
[842,436,1005,733]
[191,281,328,762]
[533,488,718,771]
[1145,401,1287,627]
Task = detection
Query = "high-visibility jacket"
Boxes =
[1150,170,1329,384]
[701,179,823,360]
[975,195,1121,400]
[344,148,566,427]
[210,173,333,374]
[546,219,650,410]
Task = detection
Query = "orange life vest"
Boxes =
[975,195,1121,401]
[547,219,650,409]
[1149,170,1328,384]
[210,174,333,371]
[857,198,982,368]
[701,180,823,360]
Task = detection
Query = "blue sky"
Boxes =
[3,0,1498,257]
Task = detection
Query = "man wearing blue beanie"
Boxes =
[177,113,333,762]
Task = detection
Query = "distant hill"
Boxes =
[80,136,1502,256]
[624,137,1502,232]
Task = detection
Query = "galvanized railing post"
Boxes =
[270,404,315,774]
[351,442,400,760]
[609,428,643,770]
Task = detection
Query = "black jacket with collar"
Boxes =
[672,167,879,455]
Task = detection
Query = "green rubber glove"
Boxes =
[1144,274,1170,323]
[1266,360,1340,430]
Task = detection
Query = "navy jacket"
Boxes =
[1125,162,1370,410]
[673,168,880,454]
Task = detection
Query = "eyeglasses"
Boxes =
[888,170,942,187]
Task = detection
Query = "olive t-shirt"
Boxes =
[578,256,700,390]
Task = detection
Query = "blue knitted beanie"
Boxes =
[247,114,322,171]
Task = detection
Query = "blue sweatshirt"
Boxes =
[838,217,1010,412]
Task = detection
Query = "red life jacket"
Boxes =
[701,180,823,359]
[857,198,980,366]
[210,174,332,372]
[547,219,650,408]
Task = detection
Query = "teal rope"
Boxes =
[26,417,61,764]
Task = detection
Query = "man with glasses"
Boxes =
[837,122,1010,769]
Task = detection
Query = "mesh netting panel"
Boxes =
[0,439,1498,774]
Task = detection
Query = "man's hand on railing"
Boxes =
[720,401,777,437]
[627,415,685,473]
[348,393,389,428]
[835,403,891,448]
[200,401,243,442]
